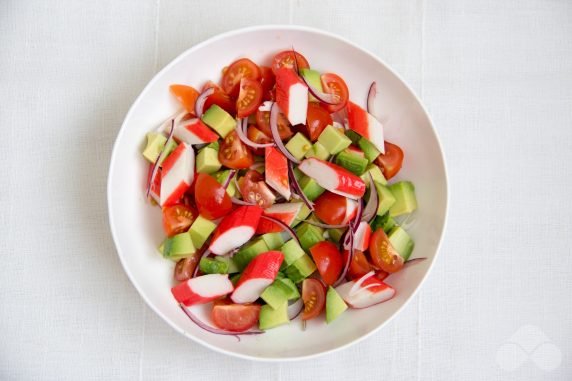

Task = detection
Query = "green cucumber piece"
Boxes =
[335,149,369,175]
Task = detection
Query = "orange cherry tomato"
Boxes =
[170,84,199,115]
[218,130,254,169]
[369,228,404,273]
[321,73,349,113]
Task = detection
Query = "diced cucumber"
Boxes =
[375,182,396,216]
[388,226,415,261]
[259,301,289,330]
[389,181,418,217]
[296,222,324,251]
[199,257,229,274]
[335,149,369,175]
[285,133,312,160]
[285,254,317,283]
[358,137,381,163]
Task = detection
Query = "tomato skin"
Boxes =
[202,81,236,115]
[369,228,404,273]
[309,241,343,285]
[343,249,373,280]
[321,73,349,113]
[236,78,263,118]
[271,51,310,74]
[194,173,233,220]
[246,125,272,155]
[304,102,333,141]
[314,192,348,225]
[218,130,254,169]
[170,84,199,115]
[174,252,201,282]
[211,301,261,332]
[221,58,261,98]
[237,170,276,208]
[260,66,276,101]
[301,278,326,320]
[162,204,198,237]
[255,110,294,140]
[374,141,404,180]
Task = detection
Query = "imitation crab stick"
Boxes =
[298,158,366,200]
[231,251,284,304]
[160,142,195,206]
[209,205,263,255]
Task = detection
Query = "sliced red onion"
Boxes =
[349,271,377,296]
[157,110,188,133]
[334,226,354,287]
[235,118,274,149]
[260,215,300,245]
[270,102,300,164]
[231,197,255,206]
[194,87,214,118]
[351,200,363,233]
[287,298,304,320]
[404,257,427,268]
[146,119,175,198]
[302,219,349,229]
[300,75,340,105]
[288,161,314,211]
[222,170,236,190]
[361,173,379,222]
[179,304,264,341]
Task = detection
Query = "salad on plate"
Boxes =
[141,49,420,337]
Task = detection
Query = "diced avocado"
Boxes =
[292,202,312,227]
[285,254,317,283]
[196,147,221,174]
[370,213,398,234]
[230,273,241,286]
[335,149,369,175]
[278,278,300,300]
[326,286,348,323]
[276,271,286,279]
[259,301,289,330]
[188,215,217,249]
[296,222,325,251]
[358,137,381,163]
[233,238,269,270]
[328,227,347,244]
[158,239,166,254]
[199,257,229,274]
[388,226,415,261]
[345,129,362,145]
[213,169,237,197]
[285,132,312,160]
[300,68,323,102]
[215,256,239,274]
[163,232,195,261]
[361,164,387,186]
[304,141,330,161]
[389,181,418,217]
[201,105,235,138]
[375,182,396,216]
[280,239,306,268]
[318,125,352,155]
[298,175,325,201]
[206,141,219,151]
[142,132,177,164]
[261,232,285,250]
[261,281,290,310]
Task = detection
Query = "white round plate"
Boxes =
[108,25,448,361]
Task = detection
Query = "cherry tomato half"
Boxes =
[202,81,236,115]
[211,300,261,332]
[309,241,343,285]
[247,125,272,156]
[271,51,310,74]
[194,173,232,220]
[343,249,373,280]
[162,204,198,237]
[236,78,263,118]
[221,58,261,97]
[369,228,404,273]
[170,84,199,115]
[301,278,326,320]
[218,130,254,169]
[314,191,348,225]
[255,110,294,140]
[321,73,349,113]
[374,141,404,180]
[305,102,333,141]
[174,251,202,282]
[237,170,275,208]
[259,66,276,101]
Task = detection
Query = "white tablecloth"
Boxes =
[1,0,571,379]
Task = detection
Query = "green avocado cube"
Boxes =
[188,215,217,249]
[196,147,221,174]
[300,68,323,102]
[280,239,306,268]
[201,105,235,138]
[292,202,312,227]
[233,239,269,270]
[361,164,387,186]
[199,257,229,274]
[213,169,237,197]
[142,132,167,163]
[304,141,330,161]
[375,182,397,216]
[318,125,352,155]
[285,254,317,283]
[285,133,312,160]
[296,222,324,251]
[345,129,362,145]
[298,175,325,201]
[326,286,348,323]
[358,137,381,163]
[261,232,285,250]
[388,226,415,261]
[259,301,289,330]
[206,141,219,151]
[335,149,369,175]
[163,232,195,261]
[328,227,347,244]
[278,278,300,300]
[215,256,239,274]
[389,181,418,217]
[261,281,290,310]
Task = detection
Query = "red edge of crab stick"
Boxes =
[298,158,366,199]
[174,118,219,145]
[160,143,195,206]
[346,101,385,154]
[256,202,303,234]
[275,67,308,126]
[171,274,234,306]
[231,251,284,304]
[209,205,264,255]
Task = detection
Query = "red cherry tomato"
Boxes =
[259,66,276,101]
[271,51,310,74]
[374,141,404,180]
[211,300,261,332]
[236,78,263,118]
[194,173,232,220]
[343,249,373,280]
[162,204,198,237]
[314,191,348,225]
[304,102,333,141]
[301,278,326,320]
[309,241,343,285]
[237,170,275,208]
[369,228,404,273]
[218,130,254,169]
[321,73,349,113]
[255,110,294,140]
[202,81,236,115]
[221,58,261,97]
[246,125,272,155]
[169,84,199,115]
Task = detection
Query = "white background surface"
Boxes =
[1,0,571,380]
